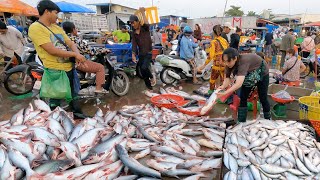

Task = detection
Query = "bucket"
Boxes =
[152,49,160,60]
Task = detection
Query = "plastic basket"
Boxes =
[315,82,320,92]
[176,100,206,116]
[151,94,184,109]
[299,96,320,120]
[271,94,295,104]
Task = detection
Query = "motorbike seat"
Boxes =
[168,55,181,59]
[28,62,39,68]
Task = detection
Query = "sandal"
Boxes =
[95,89,109,94]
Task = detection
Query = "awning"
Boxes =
[117,16,129,24]
[55,1,95,13]
[303,21,320,27]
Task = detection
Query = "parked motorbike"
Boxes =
[300,56,320,78]
[4,45,130,96]
[156,47,211,85]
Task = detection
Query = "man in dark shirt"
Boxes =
[230,28,241,49]
[264,29,274,58]
[221,22,232,43]
[130,12,154,90]
[166,24,176,42]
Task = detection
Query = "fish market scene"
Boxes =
[1,0,320,179]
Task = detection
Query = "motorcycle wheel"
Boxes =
[4,71,35,95]
[111,71,130,96]
[300,62,310,78]
[160,67,177,85]
[201,70,211,81]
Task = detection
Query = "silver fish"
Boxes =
[34,160,75,175]
[8,148,37,178]
[116,144,161,178]
[34,99,51,113]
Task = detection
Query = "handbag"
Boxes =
[40,68,72,101]
[37,21,75,63]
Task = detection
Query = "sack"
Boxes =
[40,68,72,101]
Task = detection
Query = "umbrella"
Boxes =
[16,0,39,16]
[55,1,95,13]
[0,0,23,14]
[0,0,38,16]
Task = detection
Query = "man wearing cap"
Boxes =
[222,22,233,43]
[0,21,26,70]
[129,8,155,90]
[112,25,130,43]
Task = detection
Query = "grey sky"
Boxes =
[23,0,319,18]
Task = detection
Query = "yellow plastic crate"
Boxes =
[299,96,320,120]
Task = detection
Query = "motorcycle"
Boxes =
[156,47,211,85]
[300,56,320,78]
[4,45,130,96]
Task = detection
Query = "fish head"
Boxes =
[82,153,100,165]
[59,159,75,171]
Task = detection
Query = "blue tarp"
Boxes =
[55,1,95,13]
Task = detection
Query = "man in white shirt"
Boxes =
[0,21,26,70]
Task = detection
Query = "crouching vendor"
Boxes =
[216,48,271,122]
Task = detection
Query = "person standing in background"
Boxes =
[264,29,274,60]
[0,21,26,70]
[221,22,232,43]
[230,28,241,50]
[194,24,202,42]
[280,29,294,67]
[153,27,162,46]
[166,24,176,43]
[301,31,315,58]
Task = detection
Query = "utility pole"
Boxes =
[288,0,291,28]
[108,0,111,31]
[222,0,228,24]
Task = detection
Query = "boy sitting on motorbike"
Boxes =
[179,26,201,84]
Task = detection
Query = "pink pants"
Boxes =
[76,60,105,87]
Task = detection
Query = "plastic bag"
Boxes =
[274,90,291,100]
[40,68,72,101]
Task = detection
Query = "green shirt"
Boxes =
[112,30,130,43]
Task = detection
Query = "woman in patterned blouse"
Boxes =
[62,21,109,94]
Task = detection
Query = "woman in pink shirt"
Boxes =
[301,32,316,58]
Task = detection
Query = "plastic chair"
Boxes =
[230,89,259,120]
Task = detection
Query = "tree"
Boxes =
[225,6,244,17]
[247,11,257,16]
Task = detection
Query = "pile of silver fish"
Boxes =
[0,99,228,179]
[223,120,320,180]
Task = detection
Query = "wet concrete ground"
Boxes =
[0,71,317,121]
